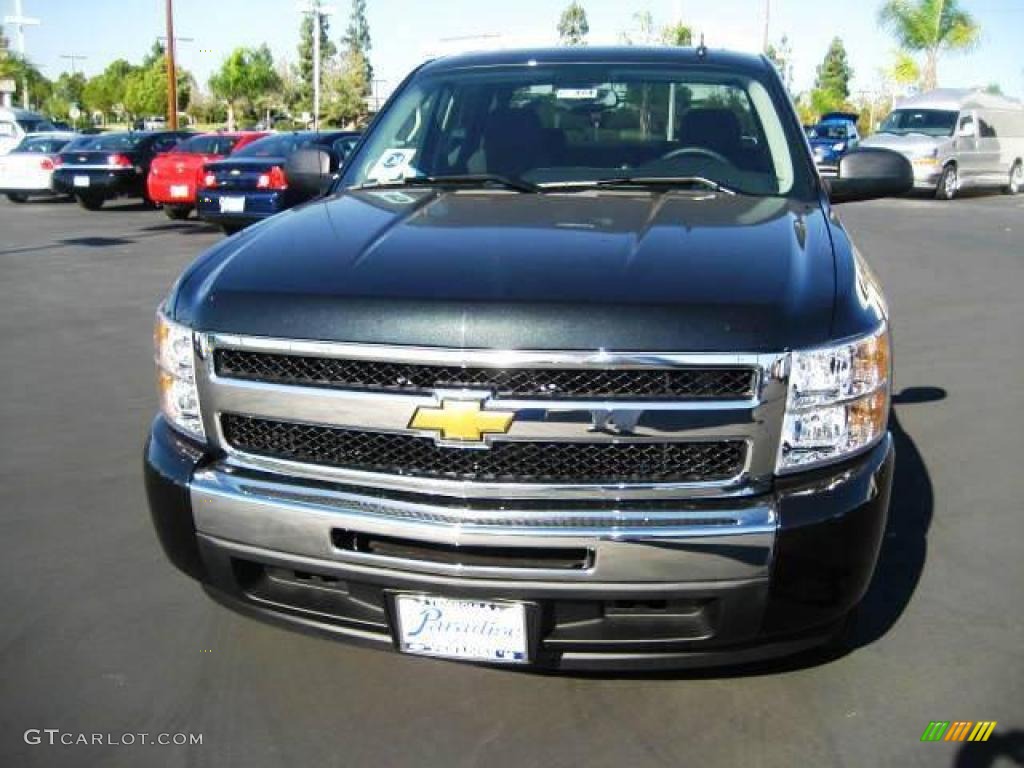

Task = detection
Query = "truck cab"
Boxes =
[146,47,912,670]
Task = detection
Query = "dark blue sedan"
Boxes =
[807,112,860,176]
[197,131,360,234]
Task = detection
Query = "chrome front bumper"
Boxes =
[190,466,777,585]
[146,418,893,669]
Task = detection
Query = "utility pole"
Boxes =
[59,53,88,75]
[299,1,334,131]
[165,0,178,128]
[3,0,41,109]
[159,34,193,121]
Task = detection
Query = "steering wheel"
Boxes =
[659,146,732,166]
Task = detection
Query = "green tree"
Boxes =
[342,0,372,87]
[43,71,87,120]
[878,0,980,91]
[815,37,853,100]
[142,40,166,68]
[621,12,691,47]
[295,3,337,115]
[888,50,921,88]
[661,21,693,46]
[557,1,589,46]
[123,64,167,118]
[324,48,370,127]
[984,82,1003,96]
[209,45,281,130]
[186,88,227,126]
[0,53,50,110]
[83,59,137,121]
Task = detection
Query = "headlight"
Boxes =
[776,325,890,472]
[831,142,846,152]
[155,310,205,441]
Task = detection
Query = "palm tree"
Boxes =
[878,0,980,91]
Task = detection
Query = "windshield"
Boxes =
[878,109,958,137]
[233,133,317,158]
[15,135,71,153]
[343,64,808,197]
[174,134,241,155]
[810,122,850,139]
[63,136,97,152]
[17,118,57,133]
[88,133,146,151]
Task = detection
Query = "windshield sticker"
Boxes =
[367,148,417,182]
[365,190,419,205]
[556,88,598,100]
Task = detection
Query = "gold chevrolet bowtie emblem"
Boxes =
[409,399,514,443]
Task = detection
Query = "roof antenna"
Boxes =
[696,33,707,58]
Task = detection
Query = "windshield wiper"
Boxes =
[355,174,539,193]
[542,176,738,195]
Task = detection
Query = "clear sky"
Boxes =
[5,0,1023,100]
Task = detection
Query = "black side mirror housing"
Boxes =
[284,148,336,201]
[828,147,913,203]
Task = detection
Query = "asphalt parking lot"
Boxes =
[1,193,1022,768]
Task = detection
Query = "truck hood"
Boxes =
[174,188,837,352]
[860,132,944,158]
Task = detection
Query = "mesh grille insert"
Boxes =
[214,349,756,400]
[221,414,746,485]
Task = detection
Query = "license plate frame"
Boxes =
[218,195,245,213]
[392,593,532,664]
[73,175,90,188]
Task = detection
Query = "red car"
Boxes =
[147,131,268,220]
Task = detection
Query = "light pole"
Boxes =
[3,0,41,109]
[299,1,334,131]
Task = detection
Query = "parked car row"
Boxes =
[804,90,1024,199]
[0,126,362,233]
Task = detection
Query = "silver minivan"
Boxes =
[861,88,1024,199]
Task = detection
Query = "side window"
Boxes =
[331,136,357,161]
[978,117,996,138]
[153,136,181,153]
[958,114,975,134]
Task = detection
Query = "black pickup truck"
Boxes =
[146,47,912,670]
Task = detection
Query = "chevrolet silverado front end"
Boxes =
[144,47,911,670]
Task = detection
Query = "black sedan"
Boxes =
[196,131,359,234]
[52,130,193,210]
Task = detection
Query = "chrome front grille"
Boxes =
[197,334,788,499]
[221,414,747,484]
[214,348,756,400]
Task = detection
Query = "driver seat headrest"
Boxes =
[680,108,742,157]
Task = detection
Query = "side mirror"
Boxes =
[828,147,913,203]
[958,122,976,138]
[284,147,336,201]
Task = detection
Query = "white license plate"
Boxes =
[219,195,245,213]
[73,175,90,188]
[394,594,529,664]
[170,184,189,198]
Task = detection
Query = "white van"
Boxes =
[0,107,58,156]
[861,89,1024,199]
